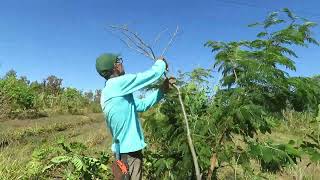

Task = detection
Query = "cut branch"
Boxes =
[109,29,149,58]
[109,25,156,61]
[153,28,169,47]
[161,25,180,56]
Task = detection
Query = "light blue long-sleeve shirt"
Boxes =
[100,60,166,153]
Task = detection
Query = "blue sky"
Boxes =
[0,0,319,91]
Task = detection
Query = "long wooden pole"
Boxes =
[173,84,201,180]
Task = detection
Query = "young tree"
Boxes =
[44,75,63,96]
[5,69,17,78]
[143,8,319,179]
[84,90,94,102]
[94,89,102,104]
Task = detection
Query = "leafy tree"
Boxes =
[312,75,320,85]
[288,77,320,112]
[4,69,17,78]
[143,8,319,179]
[44,75,63,95]
[94,89,102,104]
[60,88,87,114]
[206,8,318,113]
[0,73,36,112]
[0,88,11,120]
[30,80,45,93]
[20,76,30,85]
[84,90,94,102]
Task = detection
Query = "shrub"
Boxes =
[0,75,37,118]
[0,90,11,121]
[59,88,87,115]
[26,140,112,179]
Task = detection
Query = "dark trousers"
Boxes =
[115,150,143,180]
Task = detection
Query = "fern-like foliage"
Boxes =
[26,140,112,179]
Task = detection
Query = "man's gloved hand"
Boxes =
[158,56,169,71]
[161,77,176,93]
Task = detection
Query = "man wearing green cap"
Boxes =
[96,53,172,179]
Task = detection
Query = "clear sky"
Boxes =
[0,0,319,91]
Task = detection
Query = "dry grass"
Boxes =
[0,113,112,179]
[0,114,106,148]
[1,111,319,179]
[216,110,320,180]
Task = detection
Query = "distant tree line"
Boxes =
[0,70,102,120]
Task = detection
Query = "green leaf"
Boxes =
[72,156,85,171]
[283,8,296,20]
[310,152,320,162]
[51,155,72,164]
[100,164,109,171]
[262,148,274,163]
[257,32,268,38]
[284,144,301,157]
[304,21,317,27]
[248,22,260,27]
[42,164,54,173]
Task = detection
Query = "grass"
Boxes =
[259,110,320,180]
[216,110,320,180]
[1,111,320,179]
[0,113,112,179]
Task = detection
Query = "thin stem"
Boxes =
[233,69,238,82]
[235,154,240,180]
[173,84,201,180]
[153,28,169,47]
[161,26,180,56]
[109,25,156,61]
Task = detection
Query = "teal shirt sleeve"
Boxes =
[105,60,166,100]
[134,89,164,112]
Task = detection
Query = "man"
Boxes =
[96,53,173,179]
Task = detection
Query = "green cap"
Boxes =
[96,53,119,77]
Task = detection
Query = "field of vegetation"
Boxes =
[1,8,320,180]
[0,114,112,179]
[0,109,319,179]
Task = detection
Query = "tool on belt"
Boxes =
[112,139,130,180]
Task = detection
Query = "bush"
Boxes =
[0,70,102,119]
[0,90,11,121]
[59,88,88,115]
[0,75,37,118]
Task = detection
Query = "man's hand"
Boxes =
[158,56,169,71]
[161,77,176,93]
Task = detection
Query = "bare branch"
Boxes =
[130,30,156,60]
[153,28,169,47]
[108,28,151,59]
[109,25,156,60]
[120,30,153,59]
[161,25,180,56]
